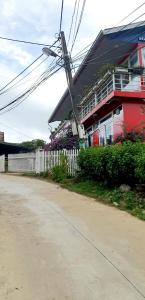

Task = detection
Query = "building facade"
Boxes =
[48,22,145,146]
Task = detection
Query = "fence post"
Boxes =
[35,148,41,173]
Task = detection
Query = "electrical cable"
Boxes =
[0,64,62,115]
[0,57,61,95]
[0,120,34,139]
[0,36,59,48]
[70,0,81,51]
[0,67,62,116]
[0,54,43,93]
[0,56,49,95]
[115,1,145,26]
[59,0,64,33]
[67,0,78,46]
[71,18,145,69]
[0,39,59,94]
[71,3,145,59]
[112,12,145,35]
[70,0,87,53]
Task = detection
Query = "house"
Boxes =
[45,120,79,150]
[48,21,145,146]
[50,120,72,141]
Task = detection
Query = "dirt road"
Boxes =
[0,174,145,299]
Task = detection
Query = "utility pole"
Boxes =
[59,31,80,137]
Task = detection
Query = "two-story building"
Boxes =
[48,21,145,146]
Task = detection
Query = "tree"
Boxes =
[20,139,46,151]
[44,132,79,150]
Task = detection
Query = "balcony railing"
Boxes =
[79,70,145,120]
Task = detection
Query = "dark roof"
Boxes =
[48,21,145,123]
[0,142,27,155]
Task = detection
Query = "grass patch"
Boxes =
[61,179,145,221]
[21,172,145,221]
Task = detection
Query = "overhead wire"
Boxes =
[70,0,81,51]
[70,0,87,53]
[59,0,64,33]
[112,11,145,35]
[0,36,59,48]
[70,1,145,59]
[0,66,62,116]
[71,16,145,69]
[0,56,60,95]
[0,61,63,115]
[67,0,78,46]
[0,39,59,95]
[0,56,49,95]
[115,1,145,26]
[0,54,43,93]
[0,120,34,139]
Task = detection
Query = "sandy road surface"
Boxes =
[0,174,145,300]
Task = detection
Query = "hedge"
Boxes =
[78,142,145,185]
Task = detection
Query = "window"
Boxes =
[142,47,145,67]
[105,124,113,145]
[98,114,113,145]
[100,113,112,124]
[113,106,122,116]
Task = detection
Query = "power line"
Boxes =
[71,2,145,60]
[0,39,59,94]
[70,0,87,53]
[59,0,64,33]
[0,54,43,93]
[113,12,145,35]
[67,0,78,46]
[0,56,49,95]
[115,1,145,26]
[0,120,34,139]
[0,64,62,115]
[0,56,59,95]
[0,36,59,48]
[70,0,81,51]
[72,18,145,68]
[0,66,62,116]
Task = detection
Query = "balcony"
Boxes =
[79,68,145,120]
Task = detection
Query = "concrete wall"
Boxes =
[8,153,36,172]
[0,155,5,172]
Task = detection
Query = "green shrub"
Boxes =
[135,153,145,183]
[51,153,68,182]
[78,143,145,185]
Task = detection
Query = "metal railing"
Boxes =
[80,71,145,120]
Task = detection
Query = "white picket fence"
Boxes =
[7,149,79,176]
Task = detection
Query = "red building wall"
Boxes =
[123,102,145,132]
[92,130,99,146]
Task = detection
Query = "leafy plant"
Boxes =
[51,153,68,182]
[114,130,145,144]
[135,153,145,183]
[98,63,115,78]
[78,143,145,185]
[45,131,79,151]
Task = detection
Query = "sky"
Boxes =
[0,0,144,143]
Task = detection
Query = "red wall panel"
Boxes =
[92,130,99,146]
[123,102,145,131]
